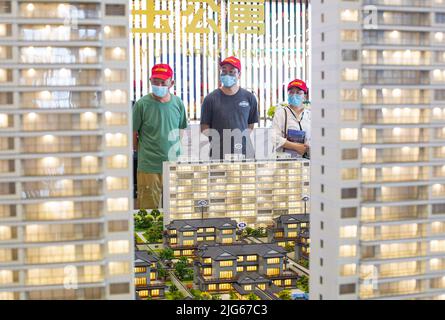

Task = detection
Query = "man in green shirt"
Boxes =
[133,64,188,209]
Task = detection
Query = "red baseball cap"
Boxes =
[151,64,173,80]
[288,79,308,93]
[220,56,241,71]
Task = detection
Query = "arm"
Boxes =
[248,94,259,132]
[133,131,138,152]
[201,124,211,135]
[132,101,142,152]
[200,96,212,135]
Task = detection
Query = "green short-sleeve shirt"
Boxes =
[133,93,188,173]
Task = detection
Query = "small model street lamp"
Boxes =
[197,200,208,220]
[301,195,310,216]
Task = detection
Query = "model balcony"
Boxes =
[360,205,428,223]
[21,113,100,132]
[21,136,102,154]
[21,179,103,199]
[23,201,104,221]
[361,169,428,183]
[361,185,429,203]
[25,223,104,243]
[377,12,431,27]
[363,31,430,47]
[25,251,105,265]
[360,263,426,280]
[361,147,429,164]
[20,46,100,64]
[362,109,429,125]
[361,244,428,260]
[363,0,436,7]
[362,50,431,66]
[362,128,429,145]
[360,279,427,299]
[360,228,427,242]
[19,91,101,109]
[19,69,101,87]
[362,70,430,86]
[19,3,101,20]
[19,24,101,42]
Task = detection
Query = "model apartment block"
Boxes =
[163,159,310,228]
[311,0,445,300]
[134,250,166,300]
[194,243,299,296]
[164,218,238,257]
[267,214,310,261]
[0,0,134,299]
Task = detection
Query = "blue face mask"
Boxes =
[288,94,304,107]
[220,74,238,88]
[152,85,169,98]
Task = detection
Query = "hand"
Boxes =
[293,143,308,155]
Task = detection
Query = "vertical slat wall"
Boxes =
[130,0,309,125]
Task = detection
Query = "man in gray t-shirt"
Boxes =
[200,56,259,160]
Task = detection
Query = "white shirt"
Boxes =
[271,106,311,157]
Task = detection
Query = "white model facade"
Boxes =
[0,0,134,299]
[163,159,310,228]
[311,0,445,300]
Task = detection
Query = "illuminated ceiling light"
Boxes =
[27,68,36,77]
[26,3,35,11]
[389,30,400,39]
[392,89,402,97]
[27,112,37,121]
[392,166,401,174]
[104,26,111,34]
[435,32,444,42]
[42,157,58,167]
[104,111,112,119]
[393,127,401,136]
[402,146,410,153]
[393,108,401,117]
[433,107,442,117]
[40,91,51,100]
[104,68,112,77]
[42,135,55,143]
[59,68,70,78]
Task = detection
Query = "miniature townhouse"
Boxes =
[164,218,238,257]
[134,250,166,299]
[194,243,299,296]
[267,214,310,261]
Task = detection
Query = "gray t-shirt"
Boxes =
[200,88,259,160]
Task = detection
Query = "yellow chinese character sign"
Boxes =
[228,0,265,35]
[131,0,266,35]
[131,0,172,34]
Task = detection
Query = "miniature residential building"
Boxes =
[164,218,238,257]
[267,214,310,261]
[296,230,310,262]
[163,159,310,228]
[194,243,299,296]
[134,250,166,299]
[311,0,445,300]
[0,0,134,300]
